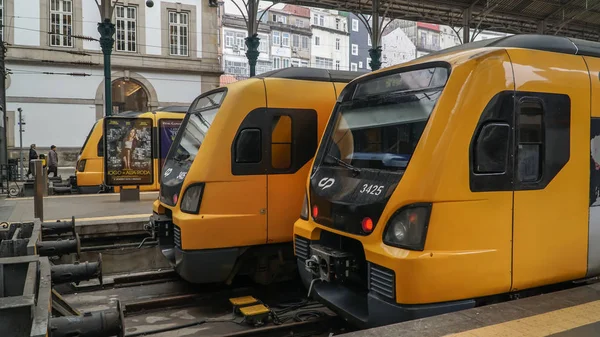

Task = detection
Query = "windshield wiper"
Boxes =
[326,154,361,175]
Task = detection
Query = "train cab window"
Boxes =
[235,128,262,163]
[271,115,292,169]
[473,123,510,174]
[97,136,104,157]
[517,99,544,183]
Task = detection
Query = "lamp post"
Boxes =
[95,0,154,117]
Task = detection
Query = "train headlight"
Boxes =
[383,203,432,251]
[77,159,86,172]
[300,193,308,220]
[180,183,204,214]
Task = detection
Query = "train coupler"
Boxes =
[49,299,125,337]
[229,296,271,327]
[42,216,76,237]
[51,253,103,285]
[37,233,81,257]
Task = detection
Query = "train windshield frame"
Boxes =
[315,65,449,174]
[164,89,226,171]
[79,121,98,155]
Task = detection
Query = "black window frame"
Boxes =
[231,107,318,176]
[469,90,570,192]
[516,97,545,184]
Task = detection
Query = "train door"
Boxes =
[509,50,590,290]
[582,56,600,277]
[264,81,336,244]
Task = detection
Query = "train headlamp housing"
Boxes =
[383,203,432,251]
[180,183,204,214]
[300,192,308,220]
[76,159,86,172]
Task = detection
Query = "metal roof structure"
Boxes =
[280,0,600,41]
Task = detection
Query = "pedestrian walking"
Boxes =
[47,145,58,177]
[26,144,38,178]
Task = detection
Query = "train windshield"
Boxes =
[318,66,448,173]
[160,90,226,206]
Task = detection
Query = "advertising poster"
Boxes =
[159,119,182,181]
[104,117,154,185]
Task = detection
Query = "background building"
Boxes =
[261,4,312,69]
[310,8,349,71]
[5,0,221,161]
[221,13,271,78]
[381,26,416,66]
[347,13,370,73]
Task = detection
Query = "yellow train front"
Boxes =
[294,34,600,328]
[150,68,357,285]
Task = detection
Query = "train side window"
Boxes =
[271,115,292,169]
[235,128,262,163]
[517,99,544,183]
[473,122,510,174]
[97,136,104,157]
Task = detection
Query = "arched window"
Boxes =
[112,78,149,114]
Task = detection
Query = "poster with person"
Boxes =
[159,119,182,181]
[103,117,154,185]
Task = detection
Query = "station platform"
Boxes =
[0,191,157,223]
[339,282,600,337]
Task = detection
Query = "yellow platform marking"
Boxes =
[229,296,258,306]
[240,304,270,316]
[46,214,151,222]
[445,299,600,336]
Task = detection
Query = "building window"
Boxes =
[315,56,333,69]
[296,19,303,27]
[273,56,281,69]
[115,5,137,52]
[235,32,245,50]
[272,31,280,45]
[313,13,324,26]
[335,38,340,50]
[272,14,286,24]
[367,57,371,69]
[283,58,290,68]
[314,36,320,46]
[352,44,358,55]
[335,18,340,30]
[368,34,372,46]
[359,61,363,68]
[282,32,290,47]
[292,34,299,48]
[352,18,358,32]
[169,11,189,56]
[301,60,308,67]
[224,60,248,76]
[259,34,268,53]
[291,59,299,67]
[351,62,358,71]
[49,0,73,47]
[225,31,234,47]
[335,60,340,70]
[302,36,309,49]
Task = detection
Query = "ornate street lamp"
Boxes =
[95,0,154,117]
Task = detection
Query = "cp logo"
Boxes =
[164,168,173,177]
[318,177,335,190]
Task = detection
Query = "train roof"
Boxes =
[156,105,189,113]
[426,33,600,59]
[256,67,359,83]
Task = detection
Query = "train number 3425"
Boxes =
[360,184,384,196]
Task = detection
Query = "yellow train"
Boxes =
[294,34,600,328]
[75,107,188,193]
[150,68,357,284]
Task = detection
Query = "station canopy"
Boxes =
[283,0,600,41]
